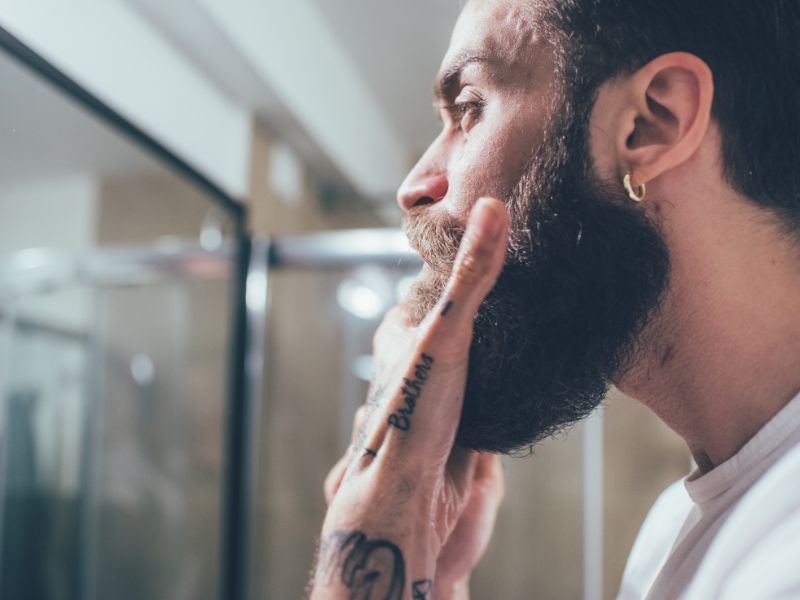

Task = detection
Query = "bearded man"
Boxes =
[310,0,800,598]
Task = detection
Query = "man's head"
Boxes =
[397,0,800,453]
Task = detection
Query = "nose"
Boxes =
[396,170,448,212]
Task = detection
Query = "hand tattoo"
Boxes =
[316,530,406,600]
[387,353,435,432]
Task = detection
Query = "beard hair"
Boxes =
[401,91,671,454]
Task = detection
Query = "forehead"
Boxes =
[440,0,541,79]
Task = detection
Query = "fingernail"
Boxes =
[471,197,502,240]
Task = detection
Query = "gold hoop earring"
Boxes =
[623,173,646,203]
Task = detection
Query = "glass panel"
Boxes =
[0,30,241,600]
[0,292,91,600]
[0,265,233,600]
[88,278,230,600]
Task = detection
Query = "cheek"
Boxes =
[445,114,541,217]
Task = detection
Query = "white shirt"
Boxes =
[618,390,800,599]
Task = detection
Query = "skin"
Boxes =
[313,0,800,597]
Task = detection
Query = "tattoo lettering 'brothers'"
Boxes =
[387,353,435,432]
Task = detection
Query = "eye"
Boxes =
[445,93,485,133]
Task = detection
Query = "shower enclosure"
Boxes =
[0,244,238,600]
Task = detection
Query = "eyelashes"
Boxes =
[435,85,486,134]
[444,97,485,133]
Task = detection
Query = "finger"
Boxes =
[421,197,509,337]
[327,404,375,502]
[473,453,505,503]
[361,201,509,459]
[324,451,350,504]
[359,200,509,463]
[446,447,479,499]
[351,405,368,447]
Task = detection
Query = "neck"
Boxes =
[620,193,800,473]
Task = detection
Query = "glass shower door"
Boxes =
[0,246,235,600]
[0,290,93,600]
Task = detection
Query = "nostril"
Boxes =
[414,196,436,207]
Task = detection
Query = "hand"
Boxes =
[324,427,505,598]
[312,197,509,600]
[433,452,504,597]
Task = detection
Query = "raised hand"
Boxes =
[312,197,509,600]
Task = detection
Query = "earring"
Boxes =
[623,173,646,203]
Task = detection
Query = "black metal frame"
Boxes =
[0,24,252,600]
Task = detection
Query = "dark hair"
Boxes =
[538,0,800,233]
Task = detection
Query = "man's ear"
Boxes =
[609,52,714,190]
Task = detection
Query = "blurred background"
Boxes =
[0,1,689,599]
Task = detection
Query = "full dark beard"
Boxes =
[402,97,670,454]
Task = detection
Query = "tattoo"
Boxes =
[412,579,433,599]
[363,448,378,458]
[440,300,454,316]
[316,530,406,600]
[387,353,435,432]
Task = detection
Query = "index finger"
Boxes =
[420,196,509,347]
[357,198,509,458]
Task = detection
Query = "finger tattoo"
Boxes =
[440,300,454,317]
[387,353,435,432]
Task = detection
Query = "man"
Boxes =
[311,0,800,597]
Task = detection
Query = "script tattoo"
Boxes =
[316,530,406,600]
[412,579,433,599]
[387,353,435,432]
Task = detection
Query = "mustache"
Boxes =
[402,207,465,276]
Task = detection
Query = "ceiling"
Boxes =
[0,1,464,202]
[308,0,461,157]
[0,49,165,185]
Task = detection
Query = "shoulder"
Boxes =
[685,441,800,598]
[617,478,692,600]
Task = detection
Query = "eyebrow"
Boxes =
[433,51,497,103]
